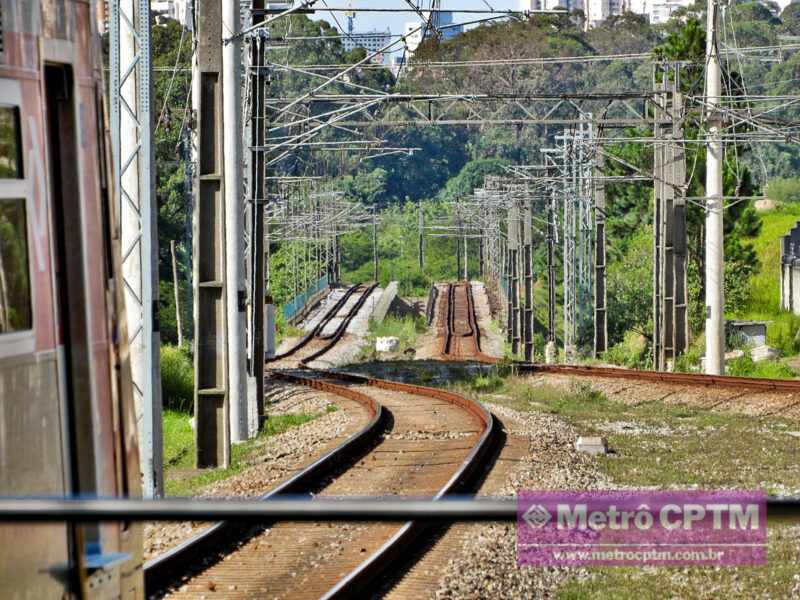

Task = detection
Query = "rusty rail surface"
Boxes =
[316,371,496,599]
[146,370,497,598]
[299,282,378,365]
[143,372,385,595]
[439,282,497,364]
[516,362,800,392]
[265,283,363,364]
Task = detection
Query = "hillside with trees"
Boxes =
[150,3,800,368]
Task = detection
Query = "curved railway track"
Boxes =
[518,362,800,392]
[267,283,378,368]
[146,371,496,599]
[439,281,497,363]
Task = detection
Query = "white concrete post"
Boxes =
[222,0,248,441]
[705,0,725,375]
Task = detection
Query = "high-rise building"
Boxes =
[342,29,393,63]
[648,0,692,23]
[404,10,464,53]
[151,0,192,27]
[519,0,543,10]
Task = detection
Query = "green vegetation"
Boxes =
[164,407,336,497]
[147,6,800,366]
[160,344,193,412]
[458,374,800,598]
[461,375,800,490]
[767,177,800,204]
[725,354,797,379]
[360,314,427,360]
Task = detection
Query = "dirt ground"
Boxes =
[527,372,800,420]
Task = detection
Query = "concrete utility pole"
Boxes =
[463,225,468,280]
[547,188,556,344]
[110,0,163,498]
[418,204,425,270]
[223,0,248,441]
[372,206,378,282]
[593,151,607,356]
[508,202,520,355]
[705,0,725,375]
[194,0,230,468]
[171,241,183,348]
[653,69,689,371]
[249,0,267,423]
[523,204,534,362]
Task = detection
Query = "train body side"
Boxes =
[0,1,143,598]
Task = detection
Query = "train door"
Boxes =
[0,77,73,597]
[45,63,99,500]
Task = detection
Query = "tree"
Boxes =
[341,168,389,205]
[439,158,509,201]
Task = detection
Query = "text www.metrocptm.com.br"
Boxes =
[548,548,731,561]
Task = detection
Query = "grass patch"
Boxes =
[726,354,797,379]
[164,406,336,497]
[735,203,800,355]
[458,374,800,598]
[471,376,800,490]
[161,345,194,412]
[360,314,427,360]
[163,409,194,469]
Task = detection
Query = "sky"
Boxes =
[313,1,520,36]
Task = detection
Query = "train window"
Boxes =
[0,198,32,333]
[0,106,22,178]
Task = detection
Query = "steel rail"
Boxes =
[315,282,377,341]
[516,362,800,392]
[143,372,385,594]
[143,369,496,597]
[316,372,498,599]
[265,283,361,364]
[299,282,379,365]
[440,282,497,364]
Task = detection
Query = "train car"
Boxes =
[0,1,144,598]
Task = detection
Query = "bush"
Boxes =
[726,354,797,379]
[603,330,651,369]
[767,177,800,204]
[161,344,194,413]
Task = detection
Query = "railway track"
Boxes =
[146,370,496,599]
[439,281,497,363]
[518,362,800,392]
[267,283,378,369]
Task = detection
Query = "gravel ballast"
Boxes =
[143,386,368,561]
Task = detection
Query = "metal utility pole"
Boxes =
[547,188,557,344]
[110,0,163,498]
[223,0,248,442]
[479,233,485,279]
[523,203,534,362]
[418,203,425,270]
[248,1,267,423]
[503,237,512,344]
[705,0,725,375]
[194,0,230,468]
[593,151,607,356]
[508,202,520,355]
[171,241,183,348]
[463,225,468,280]
[372,206,378,282]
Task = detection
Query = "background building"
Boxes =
[151,0,192,27]
[342,29,393,63]
[404,10,464,56]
